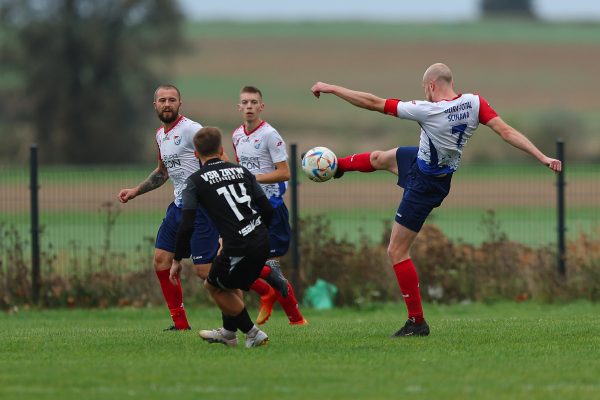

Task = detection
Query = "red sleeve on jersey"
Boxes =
[384,99,401,116]
[232,143,240,163]
[478,95,499,124]
[231,129,241,163]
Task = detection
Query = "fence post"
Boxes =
[556,139,566,276]
[30,144,41,304]
[289,144,300,289]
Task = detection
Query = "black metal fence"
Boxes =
[1,142,599,302]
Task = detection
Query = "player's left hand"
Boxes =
[169,261,182,285]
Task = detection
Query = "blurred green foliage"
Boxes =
[0,0,185,164]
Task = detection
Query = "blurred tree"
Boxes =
[481,0,534,18]
[0,0,184,164]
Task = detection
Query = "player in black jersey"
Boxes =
[169,126,274,348]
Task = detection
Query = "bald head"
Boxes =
[423,63,453,85]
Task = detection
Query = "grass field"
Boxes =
[2,302,600,399]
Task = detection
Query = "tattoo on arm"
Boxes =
[137,169,168,195]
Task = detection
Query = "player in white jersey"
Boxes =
[117,85,220,331]
[231,86,307,325]
[311,63,561,337]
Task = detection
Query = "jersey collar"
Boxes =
[204,157,223,165]
[243,120,265,136]
[163,114,184,134]
[437,94,462,102]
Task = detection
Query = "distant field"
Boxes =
[184,21,600,44]
[2,302,600,400]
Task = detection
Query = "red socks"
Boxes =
[250,279,271,297]
[393,259,424,324]
[277,282,304,323]
[338,152,375,173]
[259,265,271,279]
[156,269,190,329]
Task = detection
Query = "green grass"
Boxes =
[1,302,600,399]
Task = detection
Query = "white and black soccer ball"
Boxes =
[301,146,338,182]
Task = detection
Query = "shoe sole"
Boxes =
[200,337,238,346]
[289,319,308,325]
[391,330,430,337]
[247,337,269,348]
[198,332,237,346]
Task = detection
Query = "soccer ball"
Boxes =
[301,146,338,182]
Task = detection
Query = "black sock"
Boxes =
[222,312,237,332]
[233,307,254,334]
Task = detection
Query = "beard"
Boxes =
[157,108,179,124]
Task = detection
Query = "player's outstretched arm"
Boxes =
[311,81,386,113]
[486,117,562,172]
[118,159,169,203]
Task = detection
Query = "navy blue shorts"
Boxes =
[155,202,219,264]
[395,147,453,233]
[268,203,291,257]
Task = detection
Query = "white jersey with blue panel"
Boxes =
[384,94,498,175]
[231,121,288,208]
[155,115,202,207]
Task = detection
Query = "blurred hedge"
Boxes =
[2,213,600,311]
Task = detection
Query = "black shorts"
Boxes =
[207,241,270,291]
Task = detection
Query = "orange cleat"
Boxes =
[289,318,309,326]
[256,286,278,325]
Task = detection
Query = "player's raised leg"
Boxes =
[333,147,399,178]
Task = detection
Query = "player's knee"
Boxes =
[153,252,171,271]
[196,264,210,280]
[370,150,395,171]
[387,242,409,264]
[370,151,384,169]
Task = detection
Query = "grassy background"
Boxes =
[2,302,600,400]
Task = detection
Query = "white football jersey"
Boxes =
[231,121,288,207]
[155,115,202,207]
[385,94,498,175]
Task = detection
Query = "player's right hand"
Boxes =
[117,188,137,203]
[169,261,182,286]
[311,81,331,98]
[545,158,562,173]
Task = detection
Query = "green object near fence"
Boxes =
[304,278,338,310]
